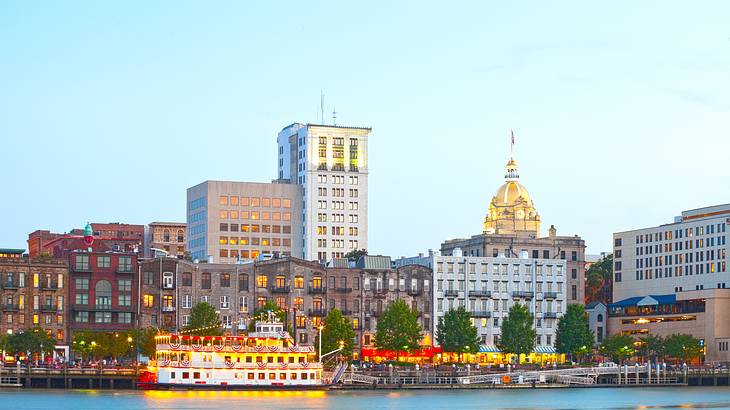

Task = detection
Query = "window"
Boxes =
[239,274,249,291]
[75,255,89,271]
[118,256,133,272]
[144,294,155,308]
[163,272,174,289]
[182,272,192,286]
[257,275,268,288]
[95,312,111,324]
[118,294,131,306]
[201,273,211,289]
[238,296,248,313]
[75,278,89,290]
[75,311,89,323]
[97,256,111,268]
[144,272,155,285]
[220,295,230,309]
[220,273,231,287]
[119,312,132,324]
[183,294,192,309]
[95,280,112,310]
[118,279,131,292]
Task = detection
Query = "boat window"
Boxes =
[291,373,297,380]
[301,372,308,380]
[170,372,176,379]
[193,372,200,379]
[247,373,254,380]
[258,373,265,380]
[280,373,287,380]
[269,373,276,380]
[182,372,189,379]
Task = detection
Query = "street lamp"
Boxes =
[318,325,324,361]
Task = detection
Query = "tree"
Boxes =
[585,254,613,304]
[664,333,703,363]
[0,333,9,354]
[344,249,368,261]
[248,300,287,332]
[436,307,480,361]
[600,334,635,363]
[185,302,223,336]
[555,304,595,362]
[374,299,422,361]
[498,303,536,362]
[315,309,355,360]
[638,334,665,363]
[134,327,162,359]
[9,328,56,357]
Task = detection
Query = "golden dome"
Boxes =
[493,180,533,208]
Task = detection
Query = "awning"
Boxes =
[534,346,557,354]
[609,294,676,309]
[479,345,502,353]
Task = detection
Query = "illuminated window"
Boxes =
[230,196,239,206]
[262,239,269,246]
[241,224,250,232]
[144,294,155,308]
[262,212,270,220]
[229,237,238,245]
[262,198,271,207]
[219,236,228,245]
[251,225,260,233]
[241,197,249,206]
[257,275,268,288]
[251,212,259,220]
[250,250,260,259]
[272,198,281,207]
[241,238,248,245]
[283,213,291,221]
[220,249,228,257]
[33,314,39,325]
[283,199,291,208]
[241,211,249,219]
[219,196,228,205]
[230,210,238,219]
[251,198,260,207]
[220,210,228,219]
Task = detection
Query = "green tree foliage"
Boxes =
[664,333,703,363]
[7,328,56,356]
[436,307,480,361]
[585,254,613,304]
[638,334,665,362]
[600,334,635,363]
[555,304,595,362]
[315,309,355,359]
[248,300,287,332]
[344,249,368,261]
[185,302,223,336]
[0,334,9,353]
[498,303,536,360]
[374,299,422,361]
[134,327,162,358]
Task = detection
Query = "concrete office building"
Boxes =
[396,249,566,351]
[610,204,730,362]
[440,150,586,305]
[186,181,303,263]
[277,123,370,262]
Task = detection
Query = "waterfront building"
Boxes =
[145,222,186,258]
[277,123,370,262]
[186,181,303,263]
[0,254,69,345]
[440,149,586,305]
[610,204,730,362]
[585,301,607,345]
[395,249,566,362]
[28,222,145,258]
[67,251,139,337]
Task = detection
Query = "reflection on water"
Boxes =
[0,387,729,410]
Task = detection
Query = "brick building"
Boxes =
[67,251,138,337]
[137,255,434,358]
[0,255,69,344]
[28,222,145,258]
[144,222,186,258]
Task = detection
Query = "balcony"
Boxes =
[407,288,423,296]
[468,290,492,298]
[308,286,326,294]
[334,287,352,293]
[2,283,19,290]
[308,308,326,317]
[543,312,558,318]
[40,284,57,291]
[162,306,176,312]
[40,304,57,312]
[95,304,112,311]
[543,292,558,299]
[512,291,534,299]
[372,288,387,298]
[317,164,328,171]
[443,289,459,297]
[116,266,133,274]
[471,311,492,318]
[271,286,291,293]
[340,310,353,315]
[3,304,18,311]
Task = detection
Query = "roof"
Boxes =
[328,258,350,268]
[609,294,676,308]
[149,222,186,227]
[356,255,392,270]
[585,301,606,309]
[0,248,25,255]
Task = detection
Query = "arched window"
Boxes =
[597,314,603,322]
[163,229,170,242]
[95,280,112,309]
[177,230,184,243]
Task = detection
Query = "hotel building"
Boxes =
[186,181,303,263]
[277,123,370,262]
[610,204,730,362]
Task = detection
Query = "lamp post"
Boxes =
[318,325,324,361]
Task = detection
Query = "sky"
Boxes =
[1,1,729,257]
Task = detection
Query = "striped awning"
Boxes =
[534,346,557,354]
[479,345,502,353]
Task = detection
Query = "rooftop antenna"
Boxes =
[320,91,325,125]
[332,107,337,126]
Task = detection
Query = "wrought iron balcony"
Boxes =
[3,304,18,311]
[543,312,558,318]
[162,306,176,312]
[443,289,459,297]
[543,292,558,299]
[407,288,423,296]
[468,290,492,298]
[334,287,353,293]
[471,311,492,318]
[40,304,57,312]
[308,286,326,294]
[2,283,19,290]
[511,291,534,299]
[308,308,326,317]
[271,286,291,293]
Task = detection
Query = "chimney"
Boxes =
[549,225,557,238]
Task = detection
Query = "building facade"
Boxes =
[585,301,607,345]
[396,249,566,351]
[186,181,303,263]
[68,251,138,337]
[29,222,145,258]
[440,153,586,305]
[278,123,370,262]
[145,222,186,258]
[611,204,729,362]
[0,256,69,344]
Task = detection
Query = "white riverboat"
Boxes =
[139,314,326,390]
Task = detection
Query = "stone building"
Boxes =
[440,148,586,305]
[145,222,186,258]
[0,255,69,344]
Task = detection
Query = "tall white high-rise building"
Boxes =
[278,123,370,262]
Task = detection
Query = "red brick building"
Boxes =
[28,223,144,258]
[67,251,138,337]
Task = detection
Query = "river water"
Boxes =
[0,387,728,409]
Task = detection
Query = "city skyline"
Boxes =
[2,2,729,257]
